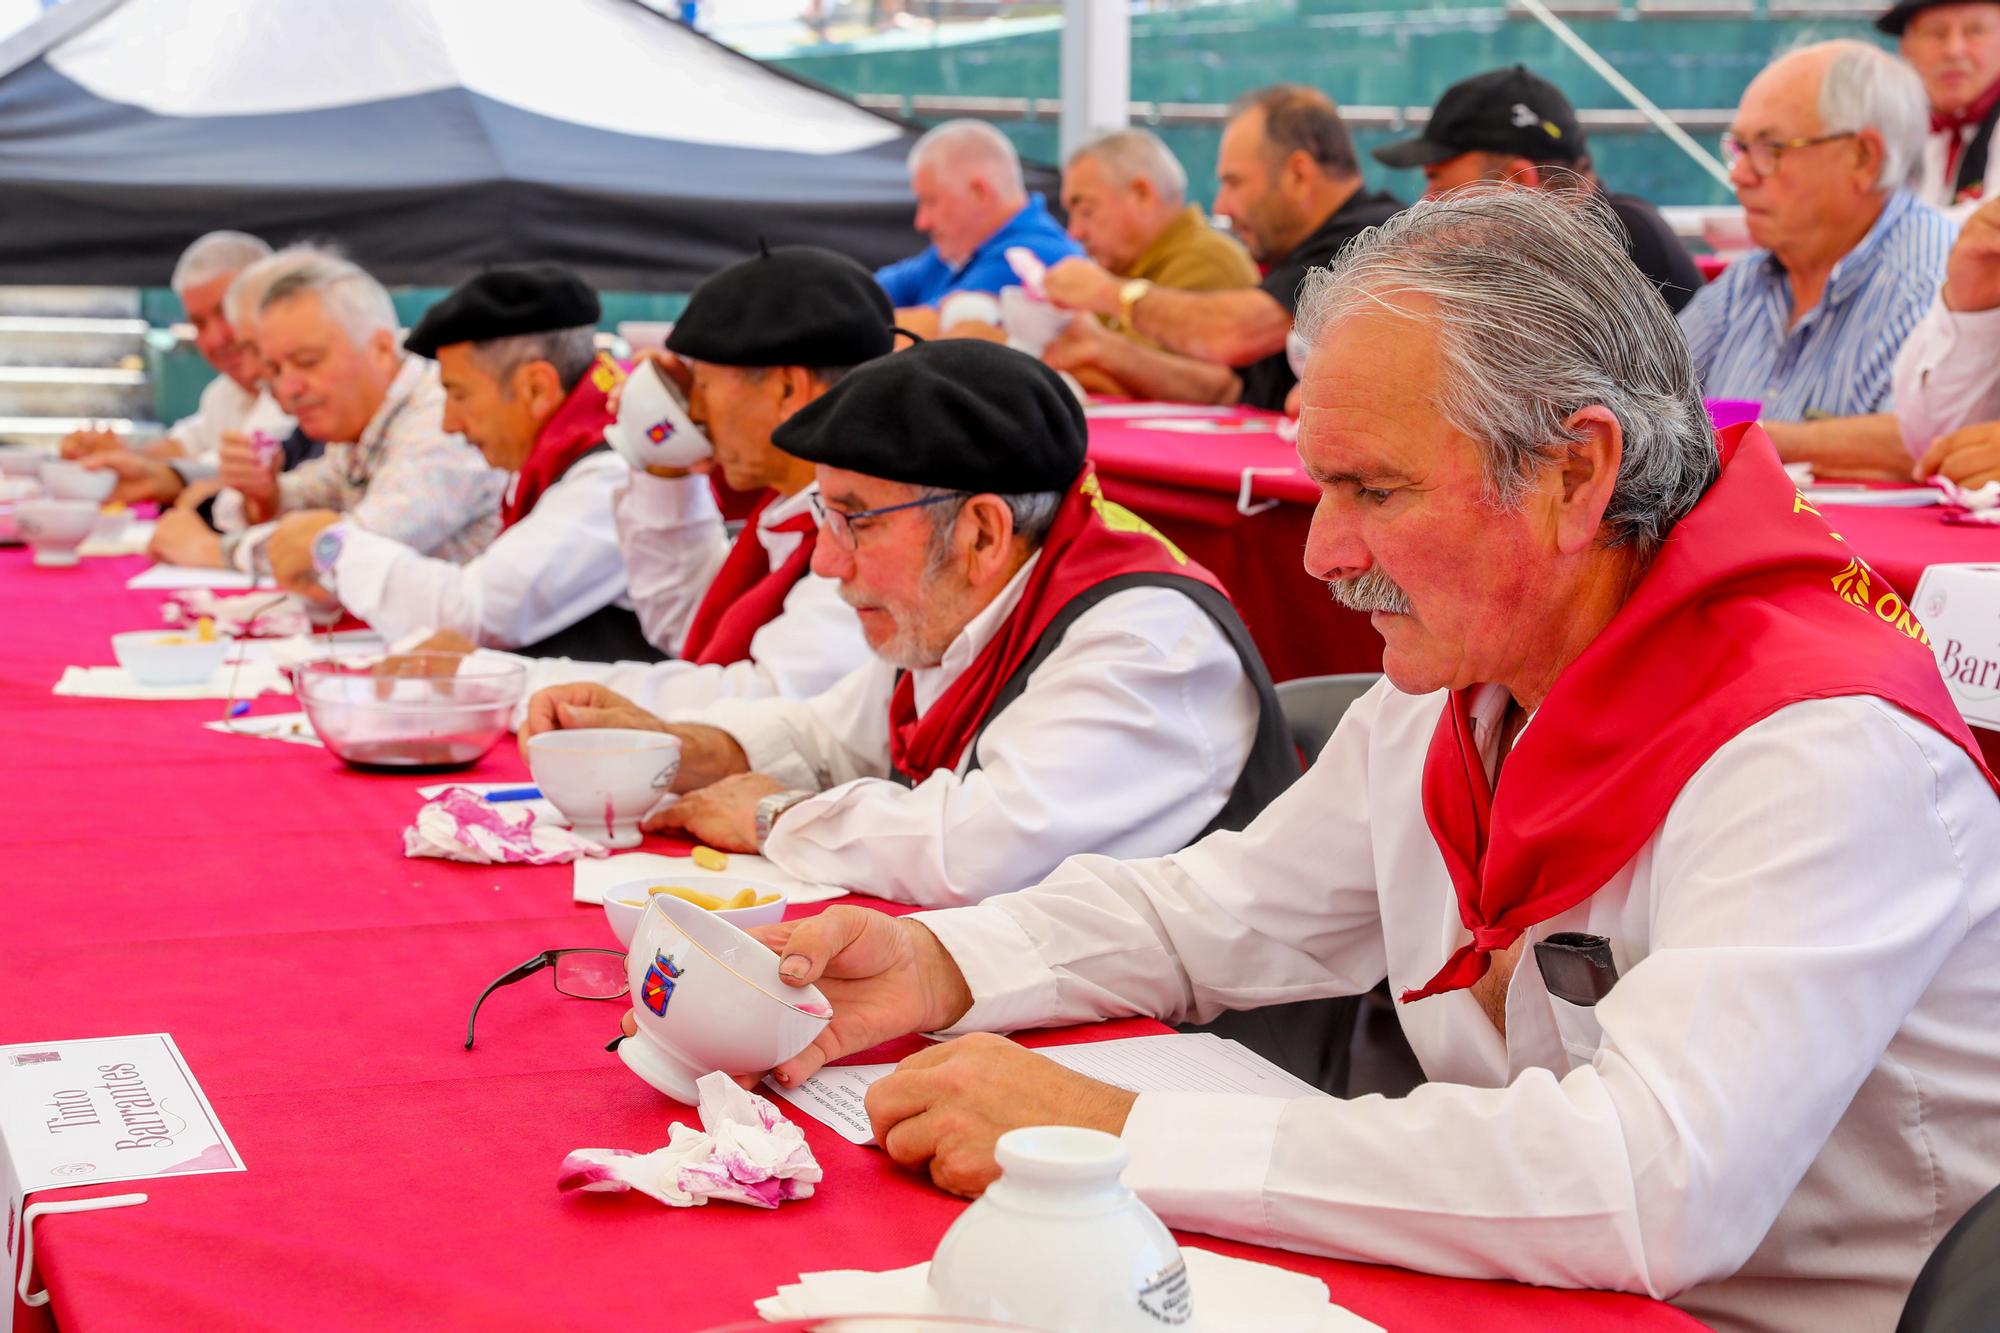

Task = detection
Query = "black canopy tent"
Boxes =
[0,0,947,290]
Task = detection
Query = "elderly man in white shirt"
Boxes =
[734,189,2000,1332]
[521,340,1295,912]
[506,246,886,710]
[267,264,654,658]
[204,254,504,581]
[77,230,295,502]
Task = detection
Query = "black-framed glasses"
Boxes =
[809,490,963,552]
[1719,131,1857,179]
[463,948,627,1049]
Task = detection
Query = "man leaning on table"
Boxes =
[501,245,879,711]
[737,190,2000,1332]
[214,254,505,579]
[520,339,1296,911]
[1040,84,1402,411]
[1683,41,1954,475]
[267,263,656,659]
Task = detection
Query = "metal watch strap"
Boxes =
[754,788,815,852]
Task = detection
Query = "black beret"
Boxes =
[404,263,599,358]
[666,245,895,368]
[1876,0,1952,33]
[770,339,1085,494]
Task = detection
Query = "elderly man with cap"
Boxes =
[727,188,2000,1332]
[1882,0,2000,215]
[1370,66,1701,312]
[1042,85,1401,410]
[264,264,662,658]
[505,246,881,709]
[522,340,1296,908]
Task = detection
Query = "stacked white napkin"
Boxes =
[560,1072,821,1209]
[754,1248,1382,1331]
[164,588,310,638]
[54,662,290,701]
[402,788,605,866]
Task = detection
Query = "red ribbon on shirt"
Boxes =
[886,465,1229,781]
[503,354,623,530]
[1932,74,2000,195]
[680,491,820,666]
[1403,423,1999,1004]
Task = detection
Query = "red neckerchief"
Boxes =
[1933,74,2000,190]
[886,465,1228,780]
[679,490,819,665]
[1403,423,1998,1003]
[503,353,623,530]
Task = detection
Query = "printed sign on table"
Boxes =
[1,1034,243,1280]
[1914,563,2000,730]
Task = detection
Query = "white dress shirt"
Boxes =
[919,680,2000,1332]
[165,376,294,467]
[1892,295,2000,457]
[511,482,868,715]
[692,554,1261,907]
[1917,125,2000,223]
[616,470,730,654]
[326,450,632,650]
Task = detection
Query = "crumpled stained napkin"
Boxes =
[164,588,311,638]
[402,787,606,866]
[1934,474,2000,522]
[752,1247,1382,1332]
[559,1072,822,1210]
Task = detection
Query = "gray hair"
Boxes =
[171,230,271,297]
[467,325,600,395]
[917,484,1065,571]
[908,119,1025,197]
[1067,127,1188,207]
[1296,186,1718,562]
[258,255,399,348]
[223,242,344,332]
[1815,39,1928,190]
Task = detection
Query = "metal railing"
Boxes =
[851,92,1738,133]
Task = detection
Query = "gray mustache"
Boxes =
[1327,568,1412,615]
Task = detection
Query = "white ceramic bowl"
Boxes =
[0,477,42,502]
[619,891,830,1103]
[0,444,43,478]
[14,499,100,566]
[603,359,712,471]
[37,460,115,503]
[291,653,526,773]
[524,728,681,849]
[600,875,789,949]
[111,629,230,686]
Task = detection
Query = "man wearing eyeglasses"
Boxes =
[519,340,1296,913]
[1678,41,1953,437]
[1883,0,2000,216]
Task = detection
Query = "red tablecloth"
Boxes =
[0,552,1705,1332]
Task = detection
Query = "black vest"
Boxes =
[1952,96,2000,202]
[888,571,1300,838]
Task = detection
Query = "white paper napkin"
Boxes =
[403,788,605,866]
[1935,475,2000,519]
[573,850,849,907]
[200,711,322,746]
[78,519,155,557]
[753,1248,1381,1332]
[414,781,568,828]
[560,1072,821,1209]
[54,662,290,701]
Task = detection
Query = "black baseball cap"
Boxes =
[1372,66,1586,169]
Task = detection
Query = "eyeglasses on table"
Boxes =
[464,948,627,1049]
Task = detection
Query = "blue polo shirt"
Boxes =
[874,194,1083,308]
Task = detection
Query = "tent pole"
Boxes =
[1060,0,1130,162]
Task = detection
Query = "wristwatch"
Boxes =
[311,524,346,583]
[1117,278,1153,328]
[754,788,816,852]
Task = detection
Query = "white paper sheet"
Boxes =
[771,1033,1328,1146]
[572,849,848,907]
[1128,418,1281,435]
[78,520,155,558]
[1083,401,1237,420]
[125,565,271,591]
[1800,485,1943,508]
[200,711,322,746]
[53,663,290,701]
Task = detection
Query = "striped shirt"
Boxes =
[1677,190,1955,420]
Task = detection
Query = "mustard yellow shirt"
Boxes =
[1109,205,1259,342]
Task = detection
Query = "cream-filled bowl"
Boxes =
[619,891,830,1103]
[111,629,231,686]
[524,728,680,849]
[37,460,115,503]
[601,876,789,949]
[15,499,100,565]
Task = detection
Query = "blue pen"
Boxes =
[228,701,251,718]
[483,786,542,802]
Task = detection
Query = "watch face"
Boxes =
[313,527,343,571]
